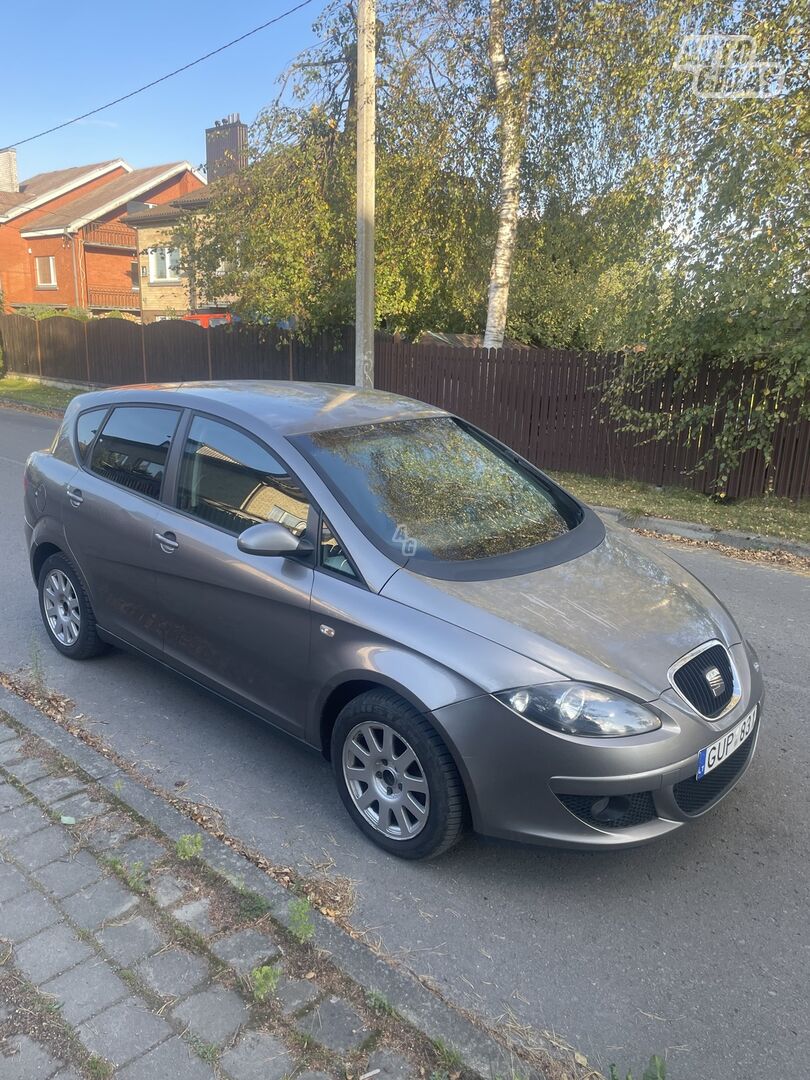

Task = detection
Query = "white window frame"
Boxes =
[147,246,182,284]
[34,255,57,289]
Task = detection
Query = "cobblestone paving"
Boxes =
[0,719,419,1080]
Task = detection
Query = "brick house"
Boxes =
[121,187,224,323]
[0,150,204,315]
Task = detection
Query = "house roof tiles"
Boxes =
[20,163,201,235]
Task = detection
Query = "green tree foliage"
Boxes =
[605,0,807,484]
[179,0,806,477]
[177,102,493,337]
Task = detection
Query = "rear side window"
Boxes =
[75,407,107,461]
[177,415,310,537]
[90,406,181,500]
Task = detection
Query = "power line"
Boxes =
[0,0,315,153]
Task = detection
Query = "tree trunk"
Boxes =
[483,0,524,350]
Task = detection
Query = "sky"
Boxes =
[2,0,323,180]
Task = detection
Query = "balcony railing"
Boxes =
[83,222,137,250]
[87,287,141,312]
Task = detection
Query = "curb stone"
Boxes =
[595,505,810,559]
[0,685,560,1080]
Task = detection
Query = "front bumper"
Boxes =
[433,644,763,849]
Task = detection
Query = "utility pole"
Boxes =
[355,0,375,388]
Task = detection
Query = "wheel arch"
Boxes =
[318,675,433,761]
[32,541,63,584]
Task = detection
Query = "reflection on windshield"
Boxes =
[304,417,572,562]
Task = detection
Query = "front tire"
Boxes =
[38,553,107,660]
[332,689,466,859]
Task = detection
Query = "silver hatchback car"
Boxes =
[24,382,763,858]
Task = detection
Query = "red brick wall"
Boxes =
[84,249,135,290]
[1,165,203,311]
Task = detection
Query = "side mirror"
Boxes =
[237,521,313,558]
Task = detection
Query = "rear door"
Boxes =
[151,412,315,735]
[63,403,182,654]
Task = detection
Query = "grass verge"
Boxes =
[553,471,809,545]
[0,375,84,411]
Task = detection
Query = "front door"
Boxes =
[63,403,182,654]
[152,413,314,735]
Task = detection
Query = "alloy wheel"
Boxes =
[43,569,81,647]
[342,721,430,840]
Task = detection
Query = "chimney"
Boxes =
[0,149,19,193]
[205,115,248,182]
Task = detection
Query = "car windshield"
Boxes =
[297,417,577,563]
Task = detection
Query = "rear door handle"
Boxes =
[66,485,83,507]
[155,530,179,553]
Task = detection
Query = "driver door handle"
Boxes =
[66,485,83,507]
[155,530,179,553]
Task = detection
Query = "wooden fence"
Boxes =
[1,313,807,499]
[0,314,354,387]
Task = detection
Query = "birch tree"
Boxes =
[483,0,528,348]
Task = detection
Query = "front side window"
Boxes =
[320,518,358,580]
[90,406,181,500]
[296,417,578,565]
[148,246,181,283]
[35,255,57,288]
[75,407,107,461]
[177,415,310,537]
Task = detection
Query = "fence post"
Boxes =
[141,323,147,382]
[84,321,91,383]
[206,332,212,380]
[35,320,42,377]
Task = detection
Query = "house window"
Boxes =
[35,256,57,289]
[148,246,181,283]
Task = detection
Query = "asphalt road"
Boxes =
[2,406,808,1080]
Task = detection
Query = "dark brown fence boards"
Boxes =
[0,313,807,498]
[143,321,210,383]
[374,339,809,500]
[36,317,86,383]
[0,315,39,376]
[85,319,144,386]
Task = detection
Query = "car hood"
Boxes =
[381,525,741,701]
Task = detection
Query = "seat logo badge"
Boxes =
[705,666,725,697]
[320,624,335,638]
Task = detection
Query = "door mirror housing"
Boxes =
[237,521,313,558]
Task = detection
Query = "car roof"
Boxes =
[71,381,447,435]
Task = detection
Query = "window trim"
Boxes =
[84,402,183,504]
[163,409,319,555]
[147,245,182,284]
[34,254,57,289]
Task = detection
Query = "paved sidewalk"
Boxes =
[0,718,421,1080]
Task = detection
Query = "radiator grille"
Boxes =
[671,643,735,718]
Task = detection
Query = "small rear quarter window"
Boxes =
[75,407,107,461]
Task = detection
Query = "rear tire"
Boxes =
[332,688,466,859]
[38,552,107,660]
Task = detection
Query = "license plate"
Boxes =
[696,706,757,780]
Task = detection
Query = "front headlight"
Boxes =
[494,683,662,737]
